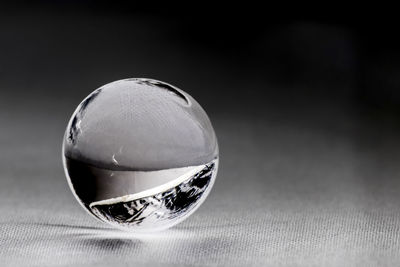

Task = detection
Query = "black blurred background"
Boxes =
[2,2,400,120]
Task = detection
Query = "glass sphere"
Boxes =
[62,78,219,232]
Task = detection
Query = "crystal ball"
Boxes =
[62,78,219,232]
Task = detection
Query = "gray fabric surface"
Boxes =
[2,95,400,267]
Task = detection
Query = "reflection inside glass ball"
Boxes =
[62,78,219,232]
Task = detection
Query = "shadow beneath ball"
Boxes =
[33,222,145,250]
[78,236,142,252]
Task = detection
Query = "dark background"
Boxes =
[2,2,400,266]
[2,3,400,128]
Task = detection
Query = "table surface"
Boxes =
[2,12,400,267]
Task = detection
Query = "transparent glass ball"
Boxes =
[62,78,219,232]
